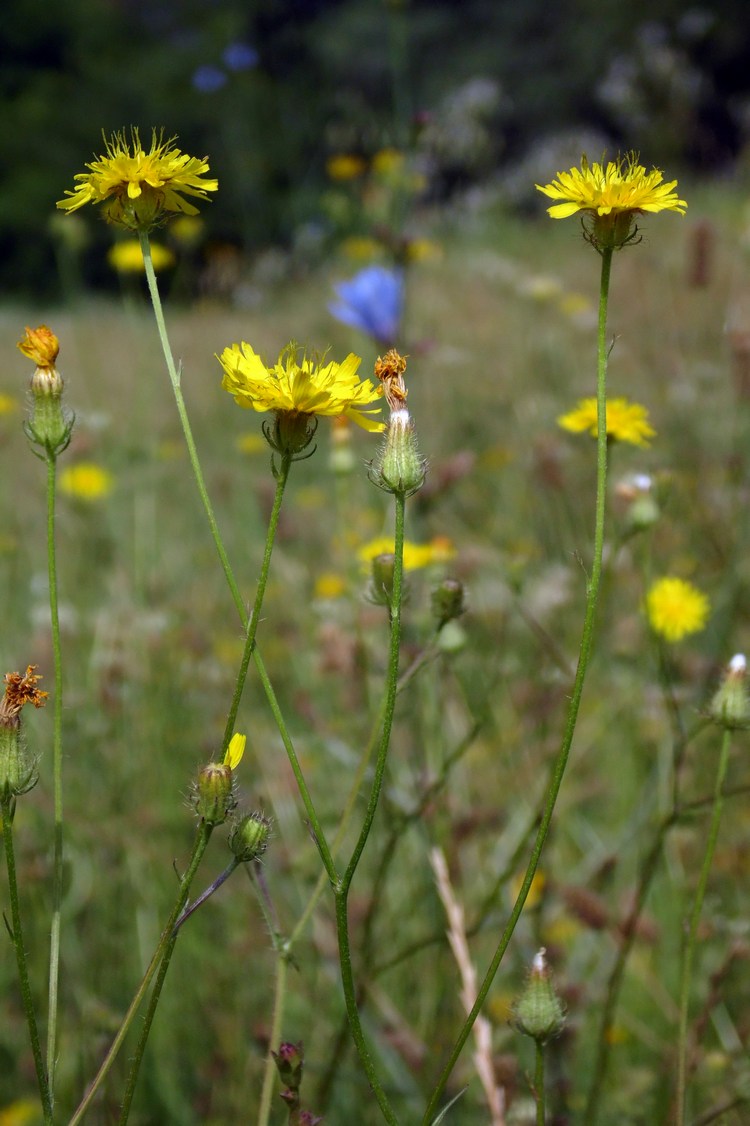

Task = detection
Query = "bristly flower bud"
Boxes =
[229,811,272,862]
[709,654,750,730]
[511,948,566,1045]
[192,762,237,825]
[369,350,426,497]
[0,666,46,800]
[431,578,466,629]
[272,1041,305,1092]
[17,325,74,457]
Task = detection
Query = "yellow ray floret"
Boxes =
[536,154,686,219]
[57,128,218,225]
[218,342,384,432]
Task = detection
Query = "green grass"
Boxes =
[1,183,750,1125]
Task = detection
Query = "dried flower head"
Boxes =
[0,666,47,728]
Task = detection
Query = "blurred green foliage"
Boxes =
[2,0,750,298]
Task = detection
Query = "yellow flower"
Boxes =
[357,535,455,572]
[0,393,18,416]
[0,1097,43,1126]
[326,154,367,181]
[557,397,656,447]
[223,733,246,769]
[169,215,205,245]
[218,342,384,433]
[314,572,347,600]
[646,576,709,643]
[371,148,404,178]
[59,462,114,501]
[235,432,267,455]
[405,238,442,263]
[536,153,686,219]
[107,239,175,273]
[340,236,382,261]
[57,128,218,230]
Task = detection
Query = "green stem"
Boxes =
[257,950,289,1126]
[675,728,732,1124]
[69,822,213,1126]
[1,795,54,1124]
[422,245,614,1125]
[45,451,64,1102]
[139,232,246,622]
[535,1041,546,1126]
[332,491,406,1126]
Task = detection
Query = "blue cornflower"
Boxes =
[329,266,404,345]
[223,42,259,71]
[192,65,228,93]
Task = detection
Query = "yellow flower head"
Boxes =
[536,153,686,220]
[646,576,709,643]
[558,397,656,447]
[59,462,114,501]
[108,239,175,273]
[17,325,60,368]
[358,535,455,572]
[57,128,218,230]
[218,341,384,433]
[326,153,367,181]
[223,732,246,770]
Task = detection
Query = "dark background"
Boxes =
[3,0,749,299]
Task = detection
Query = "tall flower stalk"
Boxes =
[424,153,686,1123]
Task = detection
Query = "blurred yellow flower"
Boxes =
[57,127,218,229]
[536,154,686,219]
[0,393,18,416]
[646,576,709,643]
[372,148,404,178]
[558,397,655,447]
[108,240,175,273]
[405,238,442,263]
[557,292,593,317]
[326,154,367,181]
[235,432,267,455]
[314,572,347,600]
[340,236,382,261]
[169,215,205,245]
[510,869,546,908]
[358,535,455,572]
[59,462,114,501]
[218,341,384,432]
[0,1098,42,1126]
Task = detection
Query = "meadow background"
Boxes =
[3,1,750,1124]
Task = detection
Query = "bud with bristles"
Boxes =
[229,811,272,862]
[192,762,236,825]
[709,654,750,730]
[511,948,566,1044]
[17,325,74,456]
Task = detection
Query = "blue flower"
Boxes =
[192,65,227,93]
[329,266,404,345]
[223,42,259,71]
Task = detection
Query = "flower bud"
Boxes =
[511,948,565,1045]
[371,409,426,496]
[709,654,750,730]
[17,325,74,456]
[272,1041,304,1091]
[431,578,466,628]
[229,811,272,862]
[192,762,236,825]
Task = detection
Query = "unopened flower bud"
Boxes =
[371,409,426,496]
[511,948,566,1044]
[17,325,74,456]
[368,552,396,608]
[229,811,272,862]
[431,578,466,628]
[709,654,750,730]
[272,1041,304,1091]
[192,762,236,825]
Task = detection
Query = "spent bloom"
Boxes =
[646,576,710,643]
[0,666,47,800]
[558,397,656,447]
[59,462,114,501]
[537,153,686,249]
[218,341,384,457]
[56,128,218,230]
[329,265,404,345]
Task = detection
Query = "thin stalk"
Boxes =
[45,451,64,1100]
[535,1041,546,1126]
[422,245,614,1125]
[332,490,406,1126]
[139,233,245,621]
[1,795,54,1123]
[173,858,241,934]
[257,951,289,1126]
[675,728,732,1124]
[69,822,213,1126]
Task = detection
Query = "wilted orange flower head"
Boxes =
[17,326,59,369]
